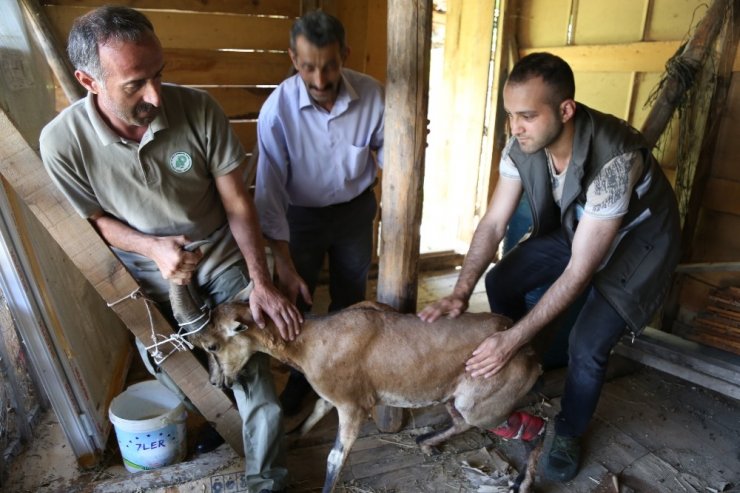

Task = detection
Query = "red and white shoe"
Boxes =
[489,411,545,442]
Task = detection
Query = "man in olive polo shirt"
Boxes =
[39,6,298,492]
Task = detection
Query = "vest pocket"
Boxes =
[616,238,654,291]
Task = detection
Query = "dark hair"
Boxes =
[508,52,575,105]
[290,10,346,55]
[67,5,155,80]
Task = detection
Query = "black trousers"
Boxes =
[485,229,628,438]
[287,187,377,313]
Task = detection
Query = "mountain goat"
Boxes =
[170,283,542,493]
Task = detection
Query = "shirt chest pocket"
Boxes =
[336,142,371,179]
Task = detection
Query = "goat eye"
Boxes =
[234,324,248,333]
[206,344,219,352]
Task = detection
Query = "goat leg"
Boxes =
[322,405,364,493]
[298,398,335,437]
[416,401,472,455]
[509,434,544,493]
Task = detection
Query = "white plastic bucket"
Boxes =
[108,380,187,472]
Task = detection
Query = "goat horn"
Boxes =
[169,281,203,325]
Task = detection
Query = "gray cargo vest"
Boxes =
[507,103,680,333]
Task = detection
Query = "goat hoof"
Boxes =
[419,444,441,456]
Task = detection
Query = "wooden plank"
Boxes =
[200,86,272,120]
[712,75,740,180]
[0,110,245,456]
[640,0,731,148]
[44,6,293,51]
[572,0,648,44]
[6,187,132,439]
[231,121,257,154]
[613,326,740,399]
[703,177,740,215]
[595,371,738,492]
[163,49,291,86]
[692,210,740,261]
[676,261,740,273]
[647,0,712,41]
[375,0,433,434]
[520,40,680,72]
[517,0,573,48]
[441,0,497,245]
[574,72,633,120]
[40,0,301,16]
[486,0,515,205]
[363,0,388,83]
[20,0,84,104]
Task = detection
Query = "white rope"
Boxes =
[107,287,210,365]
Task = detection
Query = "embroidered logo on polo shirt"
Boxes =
[170,152,192,173]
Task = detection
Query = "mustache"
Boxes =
[309,83,334,92]
[136,102,158,114]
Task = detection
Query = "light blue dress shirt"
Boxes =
[255,68,385,242]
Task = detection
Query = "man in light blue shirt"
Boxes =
[255,10,384,415]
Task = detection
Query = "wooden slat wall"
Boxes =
[43,0,386,171]
[677,72,740,327]
[516,0,712,174]
[42,0,300,156]
[41,0,301,17]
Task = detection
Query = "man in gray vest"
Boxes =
[419,52,680,482]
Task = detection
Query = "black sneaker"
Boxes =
[542,433,581,481]
[279,371,313,417]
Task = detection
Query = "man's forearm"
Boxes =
[227,211,273,286]
[453,225,504,300]
[509,266,589,346]
[90,213,155,257]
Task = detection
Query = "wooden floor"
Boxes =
[5,271,740,493]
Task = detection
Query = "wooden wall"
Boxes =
[514,0,713,177]
[42,0,386,162]
[675,64,740,338]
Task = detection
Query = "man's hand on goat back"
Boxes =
[248,283,303,341]
[417,295,469,323]
[466,329,520,378]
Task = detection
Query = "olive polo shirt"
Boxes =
[40,84,246,300]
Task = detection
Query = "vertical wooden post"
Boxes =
[640,0,730,148]
[487,0,515,204]
[374,0,432,433]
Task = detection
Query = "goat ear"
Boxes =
[224,319,248,337]
[231,280,255,303]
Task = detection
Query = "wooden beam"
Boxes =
[614,326,740,400]
[640,0,732,148]
[163,49,290,86]
[677,3,740,255]
[442,0,496,245]
[40,0,301,16]
[487,0,516,205]
[19,0,84,104]
[661,2,739,333]
[703,177,740,215]
[44,6,293,51]
[0,110,245,456]
[676,262,740,274]
[375,0,432,434]
[520,41,680,73]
